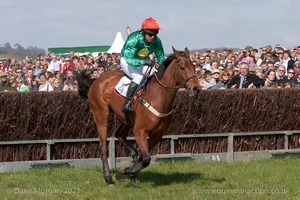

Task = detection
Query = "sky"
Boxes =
[1,0,300,54]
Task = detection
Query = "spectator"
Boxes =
[225,59,234,69]
[0,60,6,71]
[0,71,9,92]
[202,55,211,71]
[59,56,66,72]
[33,59,44,76]
[50,55,61,74]
[211,69,231,89]
[24,67,34,89]
[295,71,300,88]
[236,49,255,67]
[16,77,29,92]
[45,59,55,75]
[286,69,297,86]
[218,64,225,71]
[255,70,264,79]
[193,52,201,63]
[51,78,64,91]
[220,49,229,65]
[210,60,219,72]
[38,73,53,92]
[263,61,276,78]
[15,68,23,80]
[281,50,291,73]
[202,70,216,89]
[287,49,297,70]
[8,78,18,91]
[21,66,28,77]
[31,76,40,91]
[212,69,221,84]
[262,70,278,89]
[61,58,75,74]
[227,62,264,89]
[197,55,205,68]
[62,69,77,91]
[91,69,100,79]
[276,65,288,87]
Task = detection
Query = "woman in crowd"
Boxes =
[211,69,231,89]
[51,77,64,91]
[262,70,278,89]
[38,73,53,91]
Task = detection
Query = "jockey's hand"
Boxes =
[144,59,155,68]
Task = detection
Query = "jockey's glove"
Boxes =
[144,59,156,68]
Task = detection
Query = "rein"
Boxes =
[139,55,197,118]
[154,57,197,90]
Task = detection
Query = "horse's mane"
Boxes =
[156,51,187,80]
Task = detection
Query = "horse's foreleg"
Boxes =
[134,130,151,168]
[115,124,138,163]
[122,133,163,184]
[120,129,150,184]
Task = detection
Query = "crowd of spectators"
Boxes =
[191,44,300,89]
[1,43,300,93]
[0,51,121,92]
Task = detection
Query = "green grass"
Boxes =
[1,157,300,200]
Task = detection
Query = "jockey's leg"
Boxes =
[120,58,147,113]
[121,81,139,112]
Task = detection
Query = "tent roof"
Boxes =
[48,45,110,54]
[107,32,125,54]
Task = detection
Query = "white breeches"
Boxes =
[120,57,155,84]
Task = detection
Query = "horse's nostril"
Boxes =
[189,87,199,97]
[193,87,199,93]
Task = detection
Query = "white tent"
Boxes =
[107,32,125,54]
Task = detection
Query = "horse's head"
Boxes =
[170,46,201,95]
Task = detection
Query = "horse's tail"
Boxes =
[75,70,96,99]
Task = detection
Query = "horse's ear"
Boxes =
[184,47,190,56]
[172,46,180,57]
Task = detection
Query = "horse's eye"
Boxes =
[178,62,185,70]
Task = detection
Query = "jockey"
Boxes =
[120,17,165,112]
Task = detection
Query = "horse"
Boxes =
[76,47,201,186]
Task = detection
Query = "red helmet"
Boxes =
[141,17,160,30]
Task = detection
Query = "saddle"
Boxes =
[114,76,147,101]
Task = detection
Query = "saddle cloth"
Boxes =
[114,76,132,97]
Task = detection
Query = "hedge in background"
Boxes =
[1,89,300,161]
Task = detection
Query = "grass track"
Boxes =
[1,157,300,200]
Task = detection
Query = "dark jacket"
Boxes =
[227,73,264,89]
[276,76,289,87]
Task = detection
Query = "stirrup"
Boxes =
[122,102,134,113]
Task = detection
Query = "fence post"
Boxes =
[46,140,52,161]
[170,136,177,154]
[284,131,289,150]
[227,134,234,162]
[108,138,116,169]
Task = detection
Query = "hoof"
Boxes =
[119,167,135,175]
[107,183,115,188]
[119,167,126,174]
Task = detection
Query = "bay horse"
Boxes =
[76,47,201,186]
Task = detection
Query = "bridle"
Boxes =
[154,56,197,90]
[139,52,198,118]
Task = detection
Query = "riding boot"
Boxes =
[122,81,139,113]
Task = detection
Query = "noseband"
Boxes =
[154,56,197,90]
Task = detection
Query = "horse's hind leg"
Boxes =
[92,109,114,186]
[115,124,138,163]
